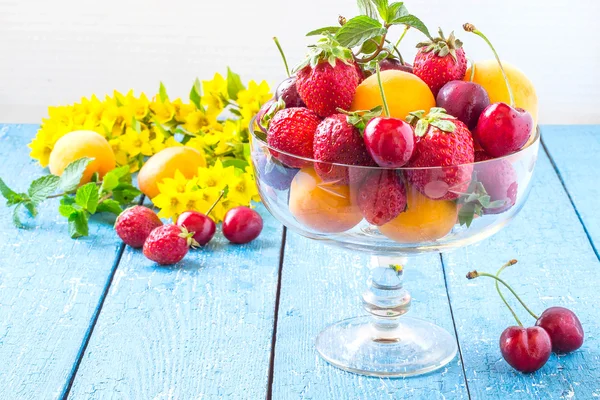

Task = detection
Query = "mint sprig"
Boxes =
[458,174,507,227]
[0,158,141,238]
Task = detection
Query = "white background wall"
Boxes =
[0,0,598,124]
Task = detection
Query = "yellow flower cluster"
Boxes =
[28,70,272,222]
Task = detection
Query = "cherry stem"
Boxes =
[273,37,290,78]
[494,260,522,327]
[463,23,515,107]
[394,26,410,65]
[468,57,476,82]
[467,270,540,321]
[205,190,225,217]
[375,64,390,117]
[385,39,404,65]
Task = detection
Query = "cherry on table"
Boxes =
[176,191,224,246]
[536,307,584,353]
[436,80,490,130]
[500,326,552,373]
[223,206,263,244]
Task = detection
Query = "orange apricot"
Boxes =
[351,70,435,120]
[289,167,363,233]
[379,188,457,243]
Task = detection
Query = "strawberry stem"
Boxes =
[375,64,390,117]
[205,190,225,217]
[273,37,291,78]
[463,23,514,107]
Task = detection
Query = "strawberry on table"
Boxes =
[406,108,474,200]
[413,29,467,96]
[143,224,198,266]
[295,36,361,118]
[115,206,163,248]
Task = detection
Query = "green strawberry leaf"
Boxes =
[12,204,24,228]
[389,15,431,38]
[59,157,93,192]
[429,119,456,133]
[357,0,378,19]
[336,16,387,49]
[96,199,123,215]
[159,81,169,102]
[226,67,245,101]
[28,175,60,204]
[75,183,100,214]
[68,210,89,238]
[306,27,341,36]
[189,78,202,109]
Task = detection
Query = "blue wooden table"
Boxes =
[0,124,599,399]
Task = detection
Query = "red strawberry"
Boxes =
[358,170,407,226]
[267,107,321,168]
[295,37,360,117]
[313,113,376,184]
[115,206,163,248]
[143,225,198,265]
[406,108,474,200]
[413,29,467,96]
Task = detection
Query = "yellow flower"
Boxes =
[152,191,186,220]
[28,128,55,167]
[183,110,211,134]
[120,127,153,157]
[226,172,257,205]
[173,99,197,123]
[164,136,183,148]
[185,137,206,154]
[124,92,150,120]
[150,99,175,125]
[196,160,235,190]
[213,120,239,155]
[196,187,222,215]
[179,190,211,213]
[201,73,228,117]
[237,80,272,110]
[109,137,129,166]
[157,170,194,195]
[212,198,240,223]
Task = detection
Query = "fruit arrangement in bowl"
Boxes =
[250,0,540,377]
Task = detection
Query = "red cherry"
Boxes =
[363,117,415,168]
[536,307,584,353]
[379,58,413,74]
[475,103,533,157]
[176,211,216,246]
[222,207,263,244]
[500,326,552,373]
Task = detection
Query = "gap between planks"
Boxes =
[59,196,145,400]
[267,227,287,400]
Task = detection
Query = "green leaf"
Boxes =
[60,196,76,206]
[12,204,24,228]
[189,78,202,109]
[389,15,431,38]
[357,0,378,19]
[360,36,382,54]
[458,203,476,228]
[68,211,89,238]
[226,67,245,101]
[306,27,341,36]
[112,183,142,205]
[429,119,456,133]
[90,172,100,183]
[335,16,387,49]
[75,183,100,214]
[58,204,78,218]
[371,0,390,22]
[159,81,169,102]
[59,157,93,191]
[415,119,429,137]
[0,177,19,203]
[28,175,60,204]
[23,201,37,217]
[100,166,130,193]
[96,199,123,215]
[222,159,249,171]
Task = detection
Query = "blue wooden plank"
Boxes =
[0,125,124,399]
[272,237,468,399]
[541,125,600,259]
[68,205,283,399]
[442,147,600,399]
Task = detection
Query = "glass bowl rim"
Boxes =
[250,118,540,171]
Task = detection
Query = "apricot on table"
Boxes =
[379,187,457,243]
[466,59,538,124]
[138,147,206,198]
[289,166,363,234]
[351,70,435,120]
[49,130,116,185]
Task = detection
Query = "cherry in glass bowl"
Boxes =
[250,120,540,377]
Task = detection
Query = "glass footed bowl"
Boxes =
[250,120,540,378]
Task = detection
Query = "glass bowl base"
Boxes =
[316,316,458,377]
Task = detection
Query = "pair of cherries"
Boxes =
[468,260,584,373]
[177,192,263,246]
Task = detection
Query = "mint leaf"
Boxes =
[23,201,37,217]
[68,211,89,238]
[189,78,202,109]
[12,204,24,228]
[371,0,390,21]
[60,196,76,206]
[388,2,407,19]
[390,15,430,38]
[59,157,92,191]
[306,27,341,36]
[75,183,100,214]
[28,175,60,204]
[0,177,19,203]
[357,0,378,19]
[226,68,245,101]
[100,166,130,193]
[336,16,387,49]
[112,183,142,205]
[221,159,249,171]
[96,200,123,215]
[159,81,168,102]
[58,204,78,217]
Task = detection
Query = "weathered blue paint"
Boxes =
[0,125,123,399]
[442,148,600,399]
[68,203,284,399]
